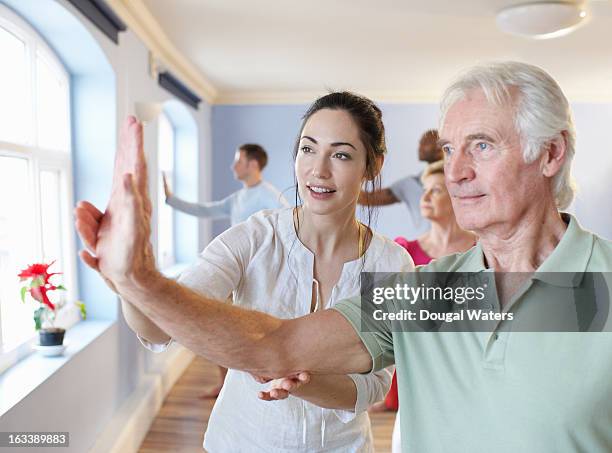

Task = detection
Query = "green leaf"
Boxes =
[30,277,44,288]
[20,287,27,303]
[56,285,66,291]
[33,307,44,330]
[75,301,87,320]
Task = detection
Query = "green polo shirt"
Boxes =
[334,214,612,452]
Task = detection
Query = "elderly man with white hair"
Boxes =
[75,61,612,452]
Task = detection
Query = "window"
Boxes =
[0,7,75,367]
[157,112,175,268]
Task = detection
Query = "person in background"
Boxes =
[395,159,476,265]
[371,159,476,452]
[358,129,443,237]
[163,143,289,226]
[163,143,289,398]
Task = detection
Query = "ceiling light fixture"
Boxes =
[496,1,590,39]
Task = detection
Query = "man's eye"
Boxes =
[442,145,453,155]
[476,142,490,151]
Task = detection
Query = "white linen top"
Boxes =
[140,207,414,452]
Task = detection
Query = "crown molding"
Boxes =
[216,88,612,106]
[106,0,217,104]
[214,89,443,105]
[215,90,328,105]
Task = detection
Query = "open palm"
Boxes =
[75,116,156,290]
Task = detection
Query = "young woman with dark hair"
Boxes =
[120,92,414,452]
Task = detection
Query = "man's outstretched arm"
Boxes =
[163,172,233,219]
[75,116,372,379]
[116,273,372,377]
[358,187,399,206]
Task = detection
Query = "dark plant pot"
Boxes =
[39,328,65,346]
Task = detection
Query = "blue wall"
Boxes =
[570,103,612,238]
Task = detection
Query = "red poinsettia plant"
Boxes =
[18,261,86,330]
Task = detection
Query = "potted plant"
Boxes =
[18,261,86,347]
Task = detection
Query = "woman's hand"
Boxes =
[162,172,172,200]
[257,372,311,401]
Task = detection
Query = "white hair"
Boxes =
[439,61,577,210]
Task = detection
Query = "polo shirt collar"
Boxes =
[533,213,594,287]
[462,242,488,272]
[468,214,593,287]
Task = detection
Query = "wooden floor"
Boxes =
[139,356,396,452]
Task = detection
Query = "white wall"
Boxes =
[569,103,612,240]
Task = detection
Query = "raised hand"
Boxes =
[162,172,172,200]
[74,116,157,291]
[257,372,311,401]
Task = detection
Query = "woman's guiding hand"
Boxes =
[257,372,311,401]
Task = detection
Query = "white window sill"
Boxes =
[0,304,88,376]
[0,320,114,417]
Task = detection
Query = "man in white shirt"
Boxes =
[163,143,289,397]
[358,130,443,237]
[164,143,289,226]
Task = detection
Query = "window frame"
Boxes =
[156,110,176,270]
[0,5,77,375]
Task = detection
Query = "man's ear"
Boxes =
[541,131,567,178]
[248,159,260,173]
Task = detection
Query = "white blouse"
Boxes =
[140,208,414,452]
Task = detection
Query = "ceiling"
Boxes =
[140,0,612,103]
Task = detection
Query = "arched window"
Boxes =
[0,6,75,352]
[160,100,199,267]
[157,111,175,268]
